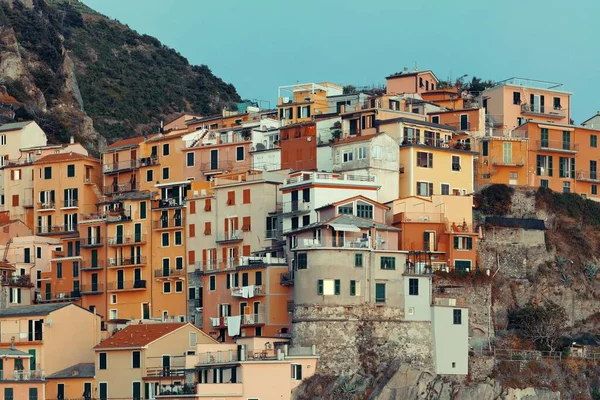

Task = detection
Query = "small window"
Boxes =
[417,181,434,196]
[356,204,373,219]
[338,205,353,214]
[380,257,395,270]
[592,135,598,148]
[209,276,216,291]
[163,282,171,293]
[161,232,170,247]
[186,152,194,167]
[441,183,450,195]
[163,143,170,156]
[563,181,571,193]
[513,91,521,105]
[453,236,473,250]
[236,146,244,161]
[132,351,141,368]
[482,141,489,156]
[99,352,107,369]
[0,134,5,145]
[291,363,303,380]
[540,179,549,188]
[175,231,182,246]
[296,253,307,269]
[162,167,169,180]
[355,253,363,267]
[592,185,598,196]
[409,278,419,296]
[451,155,461,171]
[431,116,440,124]
[44,166,52,179]
[453,309,462,325]
[350,280,361,296]
[357,147,367,160]
[343,151,354,163]
[175,281,183,292]
[146,169,153,182]
[140,201,147,219]
[189,332,197,346]
[56,262,63,279]
[375,283,386,303]
[416,152,433,168]
[67,164,75,177]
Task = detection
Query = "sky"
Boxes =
[81,0,600,123]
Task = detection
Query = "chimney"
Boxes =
[69,136,74,144]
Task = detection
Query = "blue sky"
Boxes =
[81,0,600,123]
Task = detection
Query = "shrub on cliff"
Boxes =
[475,184,515,216]
[508,300,567,352]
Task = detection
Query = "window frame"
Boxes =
[380,256,396,270]
[99,352,107,370]
[453,309,462,325]
[408,278,419,296]
[132,351,141,369]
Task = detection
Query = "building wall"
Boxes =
[386,71,437,95]
[95,349,143,399]
[429,108,485,136]
[251,148,281,171]
[240,362,293,400]
[46,377,93,400]
[431,306,469,375]
[280,124,317,171]
[404,275,431,321]
[477,137,529,187]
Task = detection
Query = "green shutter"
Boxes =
[571,158,575,179]
[350,280,356,296]
[548,156,553,176]
[453,236,459,249]
[559,157,565,177]
[317,279,323,295]
[334,279,341,295]
[467,237,473,250]
[536,155,541,176]
[375,283,386,302]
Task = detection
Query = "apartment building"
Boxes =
[331,133,399,203]
[250,124,282,172]
[93,322,214,400]
[477,135,529,187]
[277,82,342,126]
[390,195,478,272]
[46,363,95,400]
[429,107,486,137]
[386,69,439,95]
[163,113,202,131]
[482,77,571,135]
[0,341,46,400]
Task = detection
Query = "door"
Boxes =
[503,142,512,164]
[57,384,65,399]
[117,270,124,290]
[91,250,98,268]
[92,273,98,292]
[99,383,107,400]
[162,355,171,376]
[460,114,468,131]
[531,94,540,113]
[134,268,142,283]
[142,303,150,319]
[134,223,142,242]
[28,349,36,371]
[162,259,170,277]
[242,273,248,287]
[84,382,92,399]
[210,149,218,170]
[291,190,299,211]
[375,283,386,302]
[45,283,51,300]
[116,225,124,244]
[174,209,182,226]
[161,211,168,228]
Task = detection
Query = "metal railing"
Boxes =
[153,198,185,209]
[492,156,526,166]
[37,225,77,235]
[104,181,138,195]
[80,237,103,247]
[0,332,42,343]
[209,313,265,328]
[107,208,132,222]
[154,269,186,278]
[103,159,141,173]
[81,212,107,221]
[108,256,147,267]
[266,229,283,239]
[62,199,78,208]
[216,230,244,243]
[37,201,55,210]
[21,198,33,207]
[0,369,45,381]
[231,285,264,297]
[200,160,233,172]
[0,274,34,287]
[577,170,600,181]
[39,291,81,301]
[80,283,104,294]
[107,234,146,246]
[107,280,147,291]
[537,140,579,152]
[521,103,566,118]
[81,260,104,270]
[284,172,375,185]
[282,200,311,214]
[152,218,185,230]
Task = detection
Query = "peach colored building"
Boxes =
[477,135,529,188]
[0,343,45,400]
[277,82,342,126]
[163,113,202,132]
[386,69,439,95]
[429,107,486,136]
[46,363,95,400]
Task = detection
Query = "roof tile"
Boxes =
[94,323,188,349]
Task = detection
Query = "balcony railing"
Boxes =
[108,256,147,267]
[577,170,600,182]
[81,260,104,270]
[12,254,35,264]
[200,160,233,172]
[0,369,45,381]
[266,229,283,240]
[292,237,381,250]
[216,230,244,243]
[80,283,104,294]
[442,121,471,132]
[284,172,376,185]
[195,256,286,273]
[81,212,107,222]
[154,269,186,278]
[280,271,294,286]
[521,104,566,118]
[107,208,132,223]
[153,198,185,209]
[21,198,33,208]
[400,137,472,151]
[0,332,42,343]
[37,202,55,211]
[152,218,185,230]
[107,280,147,291]
[62,199,78,208]
[492,155,525,167]
[39,291,81,302]
[103,159,141,174]
[36,225,77,235]
[107,234,146,246]
[140,155,159,167]
[282,200,311,214]
[0,274,34,287]
[80,237,103,247]
[104,181,138,195]
[231,285,264,297]
[209,313,265,328]
[536,140,579,152]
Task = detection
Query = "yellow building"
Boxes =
[277,82,343,125]
[46,363,95,400]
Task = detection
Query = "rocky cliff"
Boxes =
[0,0,241,152]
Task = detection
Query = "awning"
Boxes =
[328,223,361,232]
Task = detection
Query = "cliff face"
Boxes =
[0,0,241,152]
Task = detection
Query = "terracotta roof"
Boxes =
[34,152,99,164]
[105,136,145,150]
[94,323,188,349]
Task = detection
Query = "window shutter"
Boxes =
[224,220,229,233]
[571,158,575,179]
[306,106,311,118]
[205,199,211,211]
[428,153,433,167]
[467,237,473,250]
[536,155,541,176]
[73,188,78,200]
[428,183,433,196]
[334,279,341,295]
[243,245,251,256]
[548,156,553,176]
[560,157,565,177]
[190,201,196,214]
[188,250,195,265]
[297,106,301,118]
[350,280,356,296]
[222,247,227,263]
[297,365,302,380]
[233,217,239,231]
[227,274,231,289]
[50,191,55,202]
[454,236,459,249]
[9,288,13,303]
[317,279,323,295]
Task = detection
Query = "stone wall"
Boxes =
[469,355,494,381]
[292,304,434,375]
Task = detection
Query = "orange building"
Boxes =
[386,69,439,95]
[277,82,342,126]
[477,135,529,188]
[279,122,317,171]
[421,88,464,109]
[429,107,486,136]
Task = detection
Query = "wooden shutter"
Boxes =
[12,195,18,207]
[233,217,239,231]
[189,201,196,214]
[204,222,211,235]
[242,245,251,256]
[189,224,195,237]
[224,220,229,234]
[188,250,196,265]
[242,216,251,232]
[204,199,211,211]
[548,156,553,177]
[243,189,250,204]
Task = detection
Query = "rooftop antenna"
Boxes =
[413,62,418,72]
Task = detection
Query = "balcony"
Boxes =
[103,159,141,174]
[266,229,283,240]
[140,155,159,167]
[200,160,233,173]
[61,199,78,209]
[107,234,146,246]
[38,291,81,302]
[154,269,186,279]
[107,208,132,223]
[0,274,34,287]
[107,280,147,291]
[195,256,286,273]
[145,355,186,378]
[37,202,55,211]
[80,283,104,294]
[282,200,311,215]
[152,198,185,210]
[81,260,104,271]
[284,172,376,186]
[36,225,78,235]
[280,271,294,286]
[216,230,243,243]
[152,218,185,230]
[12,254,34,264]
[108,256,147,268]
[536,140,578,153]
[521,103,566,119]
[209,313,265,328]
[231,285,264,298]
[492,155,525,167]
[80,212,107,222]
[22,198,33,208]
[577,170,600,182]
[0,370,45,381]
[0,332,42,344]
[400,137,473,152]
[104,181,138,195]
[80,237,103,248]
[443,121,471,132]
[292,236,387,250]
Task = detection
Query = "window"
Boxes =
[11,169,20,181]
[357,147,367,160]
[132,382,141,400]
[375,283,386,303]
[536,155,553,176]
[36,247,42,259]
[350,280,361,296]
[513,91,521,105]
[317,279,340,295]
[355,253,363,267]
[380,257,396,270]
[553,97,561,110]
[291,364,303,380]
[67,164,75,177]
[189,332,197,346]
[99,352,107,369]
[73,262,79,278]
[140,201,147,219]
[297,253,307,269]
[44,166,52,179]
[453,309,462,325]
[482,141,488,156]
[132,351,141,368]
[431,116,440,124]
[409,278,419,295]
[417,152,433,168]
[161,232,169,247]
[540,128,549,147]
[339,205,353,214]
[562,131,571,151]
[110,294,117,304]
[0,134,5,145]
[146,169,153,182]
[99,383,108,400]
[162,167,169,180]
[343,151,353,163]
[163,143,170,156]
[593,185,598,196]
[186,152,194,166]
[417,182,434,196]
[209,276,216,291]
[453,236,473,250]
[243,189,251,204]
[298,105,310,118]
[441,183,450,195]
[451,155,461,171]
[356,203,373,219]
[175,281,183,292]
[459,114,468,131]
[175,231,182,246]
[227,191,235,205]
[563,181,571,193]
[163,282,171,293]
[29,388,38,400]
[11,194,18,207]
[56,262,63,278]
[372,146,382,159]
[236,146,244,161]
[592,135,598,148]
[302,215,309,226]
[559,156,574,178]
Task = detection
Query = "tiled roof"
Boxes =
[105,136,145,150]
[34,152,99,164]
[94,323,188,349]
[331,133,382,145]
[0,121,31,132]
[0,303,72,317]
[47,363,95,379]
